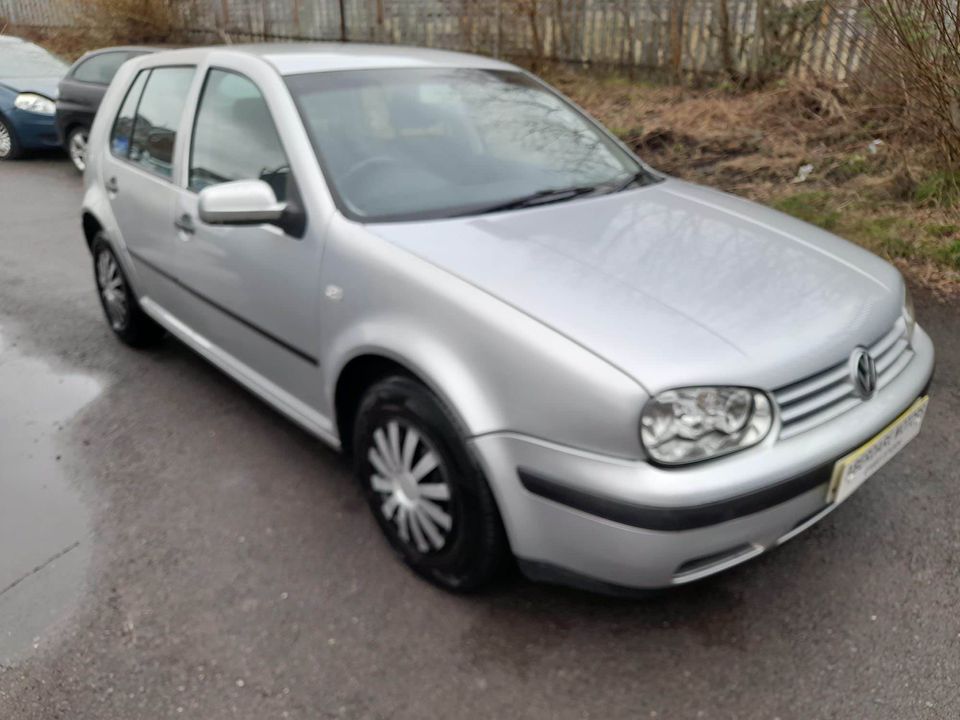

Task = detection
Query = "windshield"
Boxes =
[286,68,653,222]
[0,40,67,79]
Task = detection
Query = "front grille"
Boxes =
[774,318,913,439]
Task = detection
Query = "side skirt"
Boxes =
[139,296,341,451]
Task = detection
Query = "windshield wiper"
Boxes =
[474,185,599,215]
[610,169,657,193]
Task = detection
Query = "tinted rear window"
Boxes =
[73,52,130,84]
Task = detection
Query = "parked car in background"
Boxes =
[56,46,154,172]
[0,35,66,160]
[81,45,933,594]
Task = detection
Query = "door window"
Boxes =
[112,66,195,180]
[109,69,148,158]
[73,52,130,84]
[189,69,289,201]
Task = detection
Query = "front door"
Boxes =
[102,65,196,315]
[173,68,323,407]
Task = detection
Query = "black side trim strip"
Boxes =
[516,558,658,597]
[128,249,319,366]
[518,463,834,532]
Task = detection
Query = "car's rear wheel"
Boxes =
[67,126,89,173]
[0,116,22,160]
[92,234,165,347]
[353,375,508,592]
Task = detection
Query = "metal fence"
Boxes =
[0,0,870,81]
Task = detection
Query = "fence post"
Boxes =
[339,0,348,40]
[668,0,688,80]
[220,0,230,32]
[494,0,501,58]
[715,0,737,82]
[751,0,765,85]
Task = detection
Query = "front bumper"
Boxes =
[9,108,60,151]
[470,325,935,591]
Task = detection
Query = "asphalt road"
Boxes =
[1,158,958,720]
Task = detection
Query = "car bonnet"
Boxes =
[368,178,904,393]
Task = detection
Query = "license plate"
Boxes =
[827,396,929,505]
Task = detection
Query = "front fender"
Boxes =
[324,313,511,438]
[319,216,649,459]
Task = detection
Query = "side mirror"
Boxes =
[198,179,286,226]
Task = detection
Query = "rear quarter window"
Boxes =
[72,52,130,84]
[110,69,148,159]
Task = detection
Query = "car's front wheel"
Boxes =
[353,375,508,592]
[67,126,89,173]
[92,234,165,347]
[0,115,22,160]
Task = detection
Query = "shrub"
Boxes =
[714,0,827,88]
[856,1,960,166]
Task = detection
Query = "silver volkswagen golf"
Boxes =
[81,44,934,593]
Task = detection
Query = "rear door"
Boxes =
[102,65,197,313]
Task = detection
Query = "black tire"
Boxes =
[353,375,508,592]
[67,126,89,173]
[91,233,165,348]
[0,114,23,161]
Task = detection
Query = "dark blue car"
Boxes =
[0,36,67,160]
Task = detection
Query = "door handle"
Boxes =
[105,176,119,194]
[174,213,195,235]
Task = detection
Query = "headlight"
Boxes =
[903,284,916,342]
[14,93,56,115]
[641,387,773,465]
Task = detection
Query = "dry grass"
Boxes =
[79,0,184,46]
[548,66,960,298]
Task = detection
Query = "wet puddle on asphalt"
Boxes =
[0,326,101,663]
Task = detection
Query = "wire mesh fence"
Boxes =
[0,0,872,82]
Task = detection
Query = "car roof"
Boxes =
[81,45,158,55]
[144,42,517,76]
[70,45,157,67]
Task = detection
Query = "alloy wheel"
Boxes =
[368,419,454,554]
[0,122,11,159]
[69,130,88,172]
[96,250,128,331]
